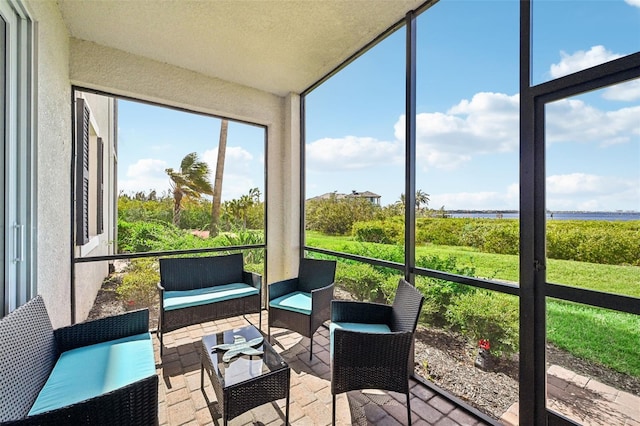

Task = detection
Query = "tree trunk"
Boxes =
[210,119,228,236]
[173,190,183,227]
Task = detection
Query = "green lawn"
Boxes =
[306,231,640,298]
[306,231,640,376]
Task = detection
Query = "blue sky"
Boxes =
[118,0,639,212]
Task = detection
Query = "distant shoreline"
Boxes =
[446,211,639,221]
[446,210,638,214]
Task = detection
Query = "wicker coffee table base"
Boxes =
[200,327,290,425]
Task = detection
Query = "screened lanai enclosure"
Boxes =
[2,0,639,425]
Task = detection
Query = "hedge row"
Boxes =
[353,218,640,266]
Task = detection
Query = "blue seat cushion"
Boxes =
[28,332,155,416]
[269,291,312,315]
[163,283,259,311]
[329,322,392,357]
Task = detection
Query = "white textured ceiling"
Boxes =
[58,0,426,97]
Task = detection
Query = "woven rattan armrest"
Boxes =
[268,278,299,301]
[331,300,392,324]
[157,282,165,310]
[54,309,150,353]
[243,271,262,291]
[311,283,334,308]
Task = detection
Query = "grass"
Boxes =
[547,301,640,377]
[306,231,640,377]
[306,231,640,298]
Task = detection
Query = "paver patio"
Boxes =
[500,365,640,426]
[154,312,491,425]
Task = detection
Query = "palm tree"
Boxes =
[415,189,430,211]
[225,198,243,227]
[248,187,261,203]
[210,119,229,237]
[237,194,255,229]
[396,190,430,211]
[165,152,213,227]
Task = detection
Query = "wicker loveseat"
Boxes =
[157,253,262,355]
[0,295,158,425]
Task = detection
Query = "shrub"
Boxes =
[117,219,170,253]
[305,196,380,235]
[416,218,465,246]
[483,223,519,255]
[352,220,402,244]
[446,291,519,357]
[211,229,266,268]
[546,221,640,266]
[116,259,159,308]
[117,219,216,253]
[414,254,476,325]
[546,227,588,261]
[335,263,387,302]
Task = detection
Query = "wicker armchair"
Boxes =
[158,253,262,355]
[0,296,158,425]
[268,258,336,360]
[330,278,424,425]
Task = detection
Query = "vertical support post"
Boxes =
[519,1,547,424]
[404,10,417,285]
[299,95,306,261]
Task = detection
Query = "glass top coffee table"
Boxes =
[200,325,290,425]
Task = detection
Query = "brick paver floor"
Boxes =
[500,365,640,426]
[154,312,491,425]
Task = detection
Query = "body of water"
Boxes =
[448,212,640,221]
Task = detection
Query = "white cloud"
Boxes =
[603,80,640,102]
[202,146,257,200]
[306,136,402,171]
[430,183,520,211]
[625,0,640,7]
[545,100,640,146]
[308,88,635,176]
[547,173,610,195]
[119,158,170,195]
[395,92,520,170]
[546,173,640,211]
[119,148,259,201]
[550,45,622,79]
[202,146,253,175]
[431,174,639,211]
[431,182,522,210]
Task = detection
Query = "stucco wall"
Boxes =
[26,0,73,328]
[68,39,301,286]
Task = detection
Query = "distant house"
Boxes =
[309,190,381,205]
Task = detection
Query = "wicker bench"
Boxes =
[0,295,158,425]
[157,253,262,355]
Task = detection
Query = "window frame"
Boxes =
[1,0,35,317]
